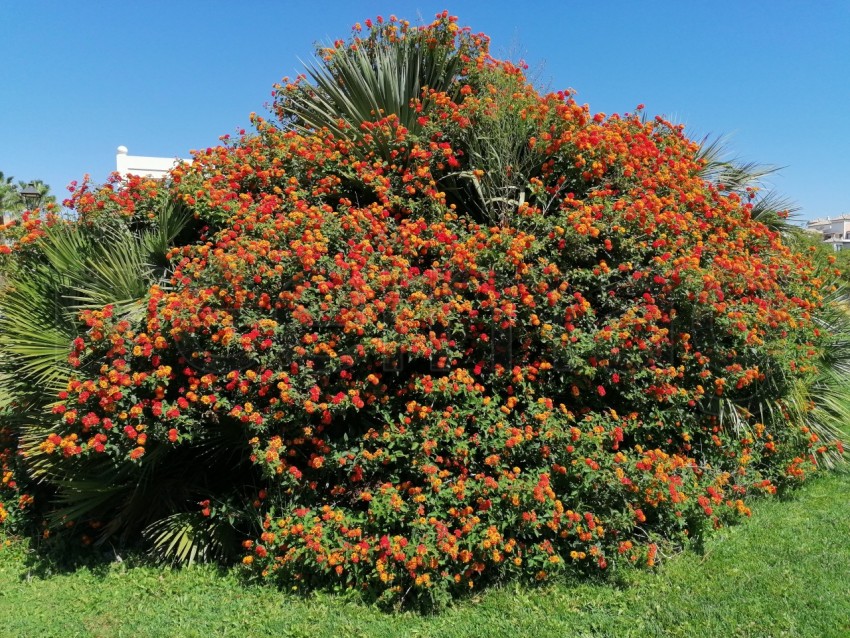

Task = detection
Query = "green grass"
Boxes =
[2,472,849,638]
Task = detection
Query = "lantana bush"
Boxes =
[1,12,847,608]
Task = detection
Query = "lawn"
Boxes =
[1,472,848,638]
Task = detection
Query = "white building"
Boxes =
[806,215,850,251]
[116,146,191,179]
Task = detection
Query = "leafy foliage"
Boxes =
[0,12,847,610]
[0,177,202,539]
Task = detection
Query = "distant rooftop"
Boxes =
[807,214,850,226]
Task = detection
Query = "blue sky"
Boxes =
[2,0,848,221]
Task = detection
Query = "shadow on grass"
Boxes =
[5,470,841,615]
[14,532,234,584]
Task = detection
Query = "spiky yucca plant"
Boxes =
[274,14,481,166]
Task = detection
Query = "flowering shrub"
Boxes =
[0,424,35,530]
[2,12,846,607]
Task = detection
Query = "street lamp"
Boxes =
[19,183,41,210]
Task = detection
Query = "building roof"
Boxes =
[116,146,191,179]
[807,214,850,227]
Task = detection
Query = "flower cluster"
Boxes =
[0,426,34,530]
[14,12,843,607]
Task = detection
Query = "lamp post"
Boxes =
[19,183,41,210]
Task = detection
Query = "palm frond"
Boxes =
[0,270,76,400]
[144,512,235,566]
[140,197,195,265]
[695,135,798,234]
[695,135,778,190]
[786,294,850,468]
[0,195,189,406]
[716,397,755,440]
[280,32,463,161]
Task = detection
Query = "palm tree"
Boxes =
[2,190,260,562]
[0,194,221,547]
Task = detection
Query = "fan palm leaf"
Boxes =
[0,198,191,409]
[695,134,797,234]
[0,195,195,538]
[144,511,239,566]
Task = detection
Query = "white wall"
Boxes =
[116,146,191,179]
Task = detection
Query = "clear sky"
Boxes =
[2,0,848,221]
